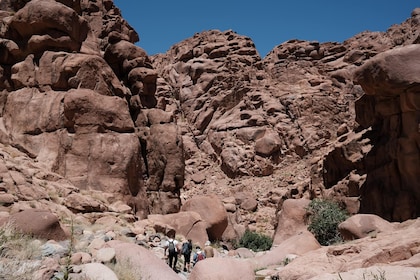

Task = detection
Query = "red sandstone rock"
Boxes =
[338,214,394,240]
[181,194,228,241]
[273,198,311,245]
[1,209,68,240]
[190,257,255,280]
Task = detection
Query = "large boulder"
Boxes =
[250,230,320,270]
[73,263,118,280]
[63,88,133,133]
[181,194,228,241]
[146,211,208,246]
[1,209,68,240]
[106,240,180,280]
[273,198,311,245]
[338,214,394,240]
[189,257,255,280]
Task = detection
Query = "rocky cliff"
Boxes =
[0,1,419,279]
[0,0,418,230]
[0,0,184,218]
[152,9,419,223]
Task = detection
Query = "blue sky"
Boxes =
[113,1,417,58]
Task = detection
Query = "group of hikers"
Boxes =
[163,235,214,272]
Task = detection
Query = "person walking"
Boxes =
[164,235,179,271]
[181,239,193,272]
[193,246,206,267]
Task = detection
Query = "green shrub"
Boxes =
[306,198,348,246]
[237,229,272,252]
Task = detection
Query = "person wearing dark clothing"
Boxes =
[181,239,193,272]
[164,237,179,271]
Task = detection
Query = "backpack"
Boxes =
[168,240,176,255]
[181,242,190,254]
[196,252,205,261]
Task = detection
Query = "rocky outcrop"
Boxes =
[0,2,419,278]
[353,44,420,221]
[0,0,184,218]
[276,218,420,280]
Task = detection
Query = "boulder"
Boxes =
[240,197,258,212]
[273,198,311,245]
[2,209,68,241]
[63,192,106,213]
[74,263,118,280]
[33,257,60,280]
[95,247,116,264]
[106,240,180,280]
[338,214,394,240]
[254,129,282,157]
[71,252,92,265]
[104,40,150,77]
[181,194,228,241]
[189,257,255,280]
[250,230,320,270]
[146,211,208,246]
[235,247,256,259]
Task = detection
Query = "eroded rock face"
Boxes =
[353,44,420,221]
[150,9,420,229]
[0,0,184,218]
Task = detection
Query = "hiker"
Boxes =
[192,246,206,267]
[181,239,193,272]
[203,240,214,258]
[164,236,179,271]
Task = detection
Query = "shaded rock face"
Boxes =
[0,0,184,217]
[353,45,420,221]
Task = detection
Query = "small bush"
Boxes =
[237,229,272,252]
[306,198,348,246]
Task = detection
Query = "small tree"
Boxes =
[306,199,348,246]
[237,229,272,252]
